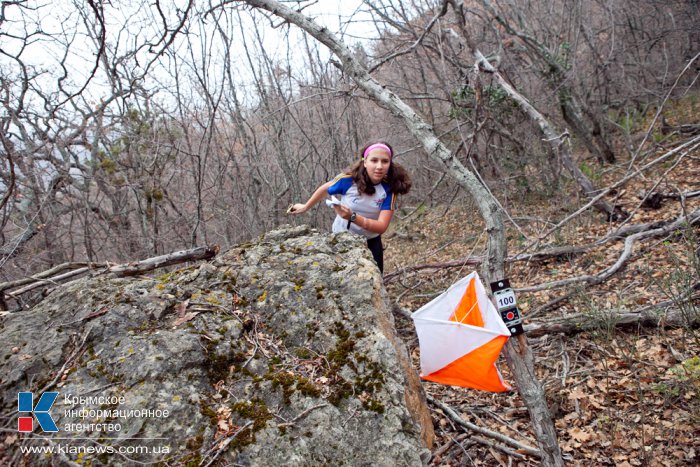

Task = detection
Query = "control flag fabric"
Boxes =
[411,272,511,392]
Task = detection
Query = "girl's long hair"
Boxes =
[345,141,412,196]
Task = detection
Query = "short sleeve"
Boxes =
[381,191,395,210]
[327,174,353,196]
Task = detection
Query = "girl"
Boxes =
[290,141,411,273]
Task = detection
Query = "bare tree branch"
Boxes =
[519,207,700,293]
[426,393,541,459]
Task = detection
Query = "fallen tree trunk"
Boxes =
[0,262,96,293]
[1,245,220,310]
[108,245,220,277]
[6,267,92,300]
[661,118,700,136]
[524,292,700,337]
[519,207,700,293]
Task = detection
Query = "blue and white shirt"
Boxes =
[327,173,396,239]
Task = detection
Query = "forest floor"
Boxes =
[382,104,700,466]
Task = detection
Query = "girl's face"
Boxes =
[363,148,391,184]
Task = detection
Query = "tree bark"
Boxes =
[502,337,563,465]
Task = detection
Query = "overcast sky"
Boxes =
[0,0,383,112]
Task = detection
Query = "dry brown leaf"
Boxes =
[173,311,199,327]
[568,386,587,400]
[173,299,189,318]
[568,426,594,442]
[217,419,229,432]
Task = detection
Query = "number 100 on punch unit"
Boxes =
[496,289,516,309]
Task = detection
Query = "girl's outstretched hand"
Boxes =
[288,203,307,214]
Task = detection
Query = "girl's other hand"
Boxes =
[332,204,352,220]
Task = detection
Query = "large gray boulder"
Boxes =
[0,225,434,466]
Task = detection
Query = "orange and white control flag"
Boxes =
[411,272,511,392]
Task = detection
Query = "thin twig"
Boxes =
[276,403,328,428]
[629,51,700,167]
[473,435,527,461]
[39,329,91,394]
[200,421,254,467]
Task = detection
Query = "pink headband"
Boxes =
[363,143,392,159]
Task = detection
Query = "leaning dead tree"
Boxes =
[469,49,623,220]
[444,0,621,221]
[235,0,564,464]
[476,0,617,164]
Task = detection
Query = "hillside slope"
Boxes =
[383,103,700,465]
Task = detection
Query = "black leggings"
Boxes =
[366,236,384,274]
